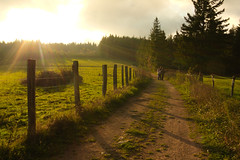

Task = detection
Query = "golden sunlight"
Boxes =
[0,0,105,43]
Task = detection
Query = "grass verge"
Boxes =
[166,70,240,160]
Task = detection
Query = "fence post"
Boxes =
[129,68,132,81]
[125,66,128,86]
[73,61,80,111]
[122,65,124,87]
[133,69,135,79]
[102,65,107,96]
[231,76,236,97]
[113,64,117,90]
[27,59,36,139]
[211,74,214,88]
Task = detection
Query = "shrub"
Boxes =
[21,69,83,87]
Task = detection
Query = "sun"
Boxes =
[0,1,105,44]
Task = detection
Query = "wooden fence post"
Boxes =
[73,61,80,111]
[133,69,135,79]
[102,65,107,96]
[27,59,36,139]
[211,74,214,88]
[113,64,117,90]
[129,68,132,81]
[122,65,124,87]
[231,76,236,97]
[125,66,128,86]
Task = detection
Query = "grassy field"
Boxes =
[204,75,240,99]
[0,57,138,159]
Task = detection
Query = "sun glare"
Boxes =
[0,0,105,44]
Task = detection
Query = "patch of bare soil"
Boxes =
[53,79,203,160]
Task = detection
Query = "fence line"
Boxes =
[0,59,138,140]
[198,73,238,97]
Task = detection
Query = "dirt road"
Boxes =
[54,78,202,160]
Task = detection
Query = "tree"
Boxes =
[149,17,167,68]
[179,0,229,74]
[230,24,240,74]
[181,0,229,38]
[136,39,154,70]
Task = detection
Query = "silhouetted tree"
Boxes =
[229,24,240,74]
[149,17,168,68]
[179,0,229,74]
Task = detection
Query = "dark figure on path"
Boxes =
[160,67,165,80]
[157,66,165,80]
[157,67,162,80]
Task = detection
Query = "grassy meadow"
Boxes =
[0,57,140,159]
[204,75,240,99]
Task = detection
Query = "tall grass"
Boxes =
[166,70,240,160]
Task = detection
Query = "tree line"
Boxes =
[97,35,145,63]
[138,0,240,75]
[0,40,97,65]
[98,0,240,76]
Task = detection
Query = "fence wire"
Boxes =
[0,64,136,127]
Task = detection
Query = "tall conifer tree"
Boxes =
[149,17,167,67]
[179,0,229,74]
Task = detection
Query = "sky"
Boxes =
[0,0,239,44]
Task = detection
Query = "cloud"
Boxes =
[0,0,69,20]
[222,0,240,26]
[0,0,239,43]
[79,0,192,36]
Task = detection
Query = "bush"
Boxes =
[21,69,83,87]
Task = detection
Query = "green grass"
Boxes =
[203,75,240,99]
[167,71,240,159]
[0,58,143,160]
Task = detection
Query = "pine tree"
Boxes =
[149,17,167,68]
[181,0,229,38]
[179,0,229,74]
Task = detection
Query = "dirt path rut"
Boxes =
[54,79,202,160]
[159,81,202,159]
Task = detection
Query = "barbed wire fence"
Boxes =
[0,59,138,140]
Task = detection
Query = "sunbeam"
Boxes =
[7,41,26,72]
[38,41,45,68]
